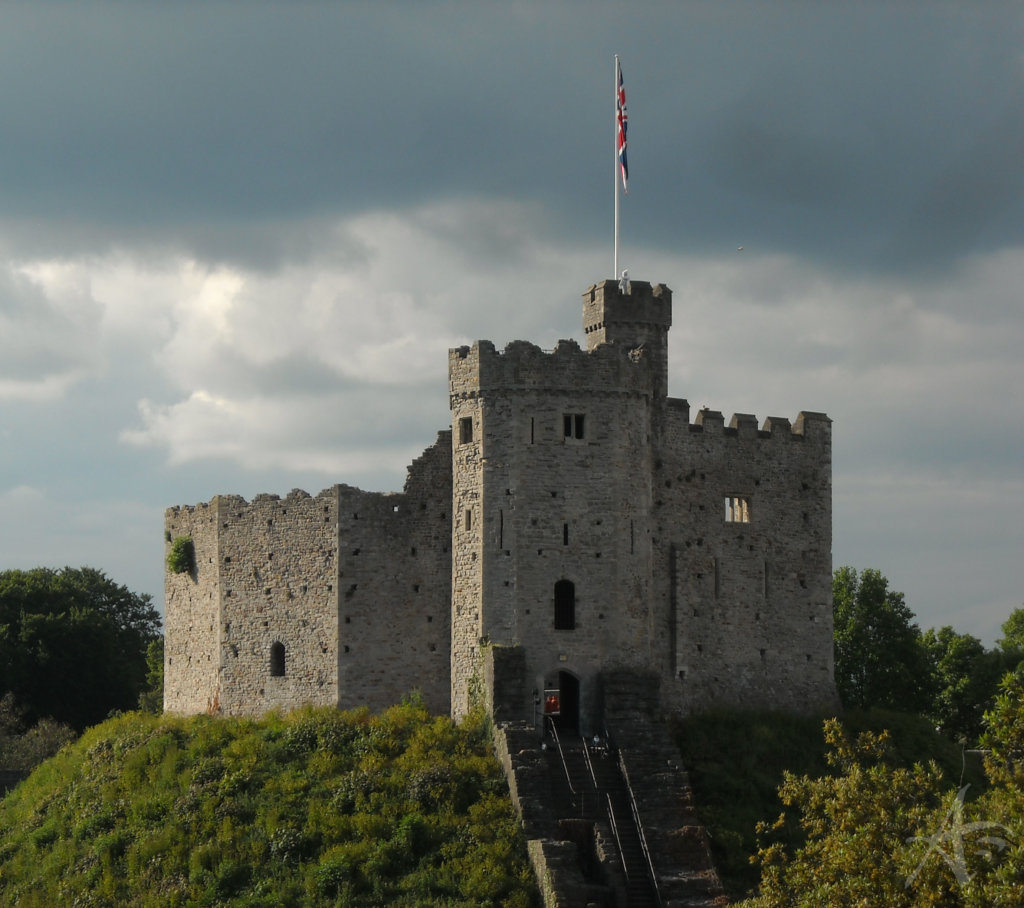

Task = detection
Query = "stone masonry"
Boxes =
[164,278,839,727]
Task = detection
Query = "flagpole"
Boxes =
[614,54,620,282]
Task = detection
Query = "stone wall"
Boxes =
[164,434,453,717]
[448,336,660,728]
[212,489,340,715]
[164,500,222,713]
[659,408,838,715]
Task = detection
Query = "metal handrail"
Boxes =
[581,735,598,789]
[547,718,578,800]
[605,792,631,880]
[617,751,663,907]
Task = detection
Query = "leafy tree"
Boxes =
[0,693,74,772]
[137,637,164,713]
[996,607,1024,670]
[738,721,953,907]
[833,567,931,712]
[0,567,160,731]
[921,626,1005,744]
[738,674,1024,907]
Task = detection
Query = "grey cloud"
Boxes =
[0,4,1019,278]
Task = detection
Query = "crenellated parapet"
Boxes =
[449,336,657,403]
[685,408,831,441]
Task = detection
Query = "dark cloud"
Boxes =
[0,4,1019,276]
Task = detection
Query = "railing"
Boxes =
[581,735,598,789]
[617,751,663,908]
[604,792,632,881]
[547,718,578,808]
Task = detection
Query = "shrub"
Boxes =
[167,536,195,574]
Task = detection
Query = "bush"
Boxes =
[166,536,195,574]
[0,706,540,906]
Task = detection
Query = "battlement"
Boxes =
[448,336,656,401]
[582,279,672,340]
[685,408,832,440]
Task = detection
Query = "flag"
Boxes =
[616,60,628,193]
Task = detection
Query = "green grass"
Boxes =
[671,708,986,902]
[0,700,539,907]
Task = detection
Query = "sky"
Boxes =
[0,2,1021,644]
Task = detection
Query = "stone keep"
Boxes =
[165,279,838,728]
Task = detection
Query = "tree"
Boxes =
[832,567,931,712]
[738,674,1024,907]
[921,626,1005,744]
[138,637,164,713]
[0,568,161,731]
[996,607,1024,670]
[738,720,954,907]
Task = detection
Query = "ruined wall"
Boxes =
[657,408,838,715]
[213,489,340,716]
[335,433,452,715]
[165,434,453,718]
[164,501,222,713]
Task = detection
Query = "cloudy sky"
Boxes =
[0,2,1021,643]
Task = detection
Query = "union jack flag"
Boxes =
[616,61,628,192]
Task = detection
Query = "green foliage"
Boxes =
[0,694,75,771]
[0,705,539,907]
[735,685,1024,907]
[166,535,195,574]
[137,637,164,713]
[922,626,1006,743]
[673,708,981,901]
[833,567,931,712]
[980,668,1024,788]
[736,720,954,908]
[0,567,161,731]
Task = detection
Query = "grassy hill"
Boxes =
[0,700,539,907]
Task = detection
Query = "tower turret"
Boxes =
[583,279,672,397]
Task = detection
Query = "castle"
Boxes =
[164,279,838,730]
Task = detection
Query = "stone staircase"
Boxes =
[546,728,659,907]
[491,670,728,908]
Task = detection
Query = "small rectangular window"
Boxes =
[724,496,751,523]
[563,413,585,440]
[459,417,473,444]
[464,509,472,531]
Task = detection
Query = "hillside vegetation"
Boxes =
[0,701,539,907]
[673,708,987,901]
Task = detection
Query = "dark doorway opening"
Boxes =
[556,671,580,732]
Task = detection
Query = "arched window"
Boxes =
[554,579,575,630]
[270,641,286,677]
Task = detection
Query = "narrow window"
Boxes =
[554,579,575,630]
[464,509,472,531]
[563,413,585,440]
[499,509,504,548]
[724,496,751,523]
[269,641,286,677]
[459,416,473,444]
[563,523,569,546]
[530,417,535,445]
